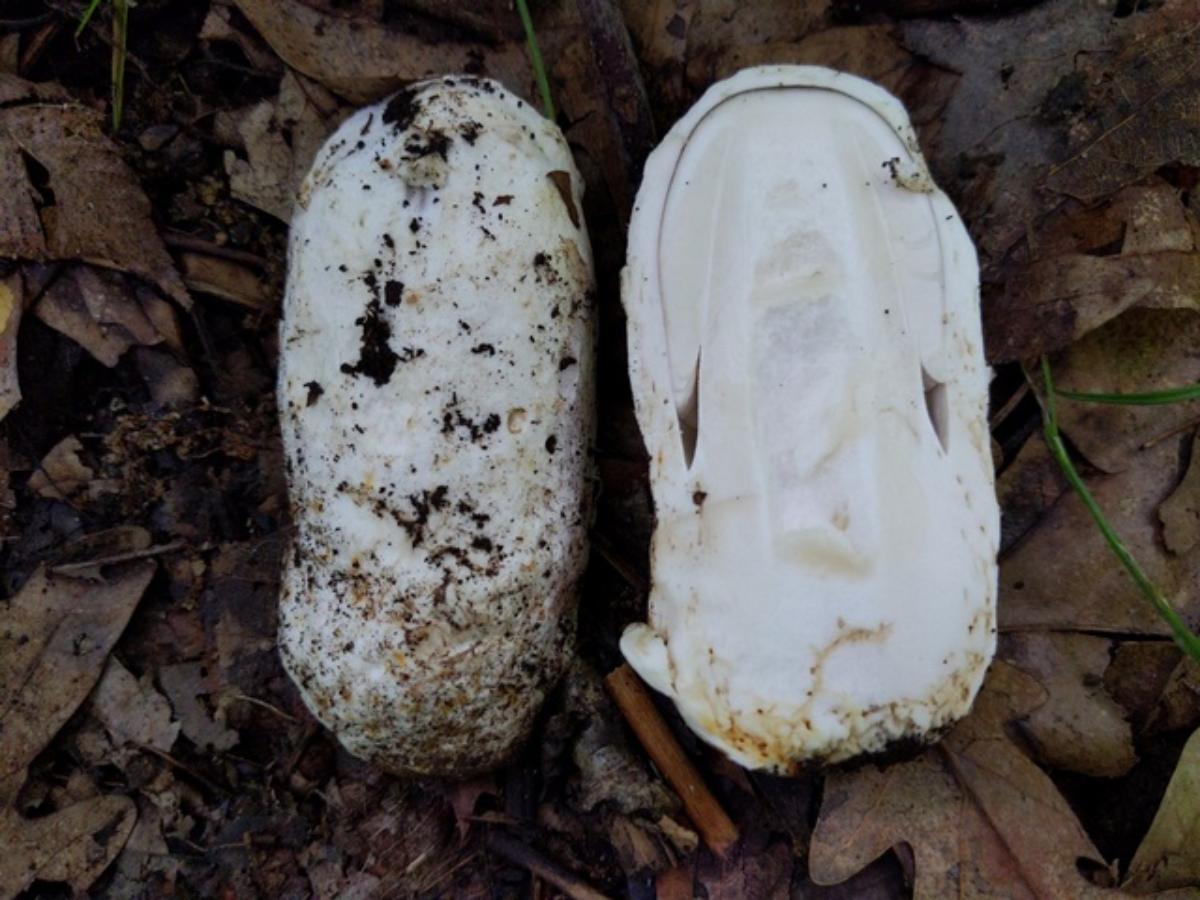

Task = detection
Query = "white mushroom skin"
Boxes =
[278,77,595,777]
[620,66,999,772]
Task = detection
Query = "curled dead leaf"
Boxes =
[0,562,156,783]
[1000,632,1137,778]
[1000,437,1200,635]
[1046,309,1200,473]
[810,662,1111,897]
[0,271,23,423]
[1123,727,1200,893]
[0,793,137,900]
[0,82,189,307]
[231,0,531,104]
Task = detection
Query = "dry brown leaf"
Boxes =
[0,270,22,423]
[1046,0,1200,203]
[0,562,156,783]
[199,3,284,75]
[1000,632,1136,778]
[34,265,171,368]
[1000,436,1200,635]
[28,435,93,500]
[685,0,829,64]
[809,662,1110,898]
[1145,657,1200,737]
[159,662,238,752]
[1123,726,1200,894]
[89,657,180,753]
[902,0,1117,273]
[0,793,137,900]
[180,251,273,308]
[221,70,348,223]
[987,181,1200,363]
[1047,309,1200,473]
[0,34,18,75]
[1160,431,1200,555]
[0,86,189,307]
[996,432,1068,555]
[231,0,531,104]
[696,829,792,900]
[1105,642,1186,732]
[620,0,695,71]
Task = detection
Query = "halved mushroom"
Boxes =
[620,66,999,772]
[278,77,595,777]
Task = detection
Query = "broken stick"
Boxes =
[605,663,739,857]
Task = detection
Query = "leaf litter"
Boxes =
[1,0,1200,896]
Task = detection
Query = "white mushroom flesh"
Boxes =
[620,66,999,772]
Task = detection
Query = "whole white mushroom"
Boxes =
[277,76,595,777]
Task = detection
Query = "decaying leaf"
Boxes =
[0,562,156,782]
[988,181,1200,363]
[34,265,178,368]
[28,435,94,500]
[231,0,531,104]
[1160,431,1200,556]
[809,662,1109,898]
[159,662,238,752]
[0,270,22,423]
[220,70,348,223]
[696,827,792,900]
[179,251,273,308]
[1000,632,1136,778]
[901,0,1116,271]
[1123,727,1200,893]
[1047,309,1200,473]
[1000,436,1200,636]
[0,792,137,900]
[995,432,1068,554]
[0,81,189,307]
[696,25,954,137]
[89,657,180,753]
[1046,0,1200,203]
[563,661,676,816]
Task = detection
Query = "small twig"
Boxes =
[989,380,1029,430]
[605,664,739,857]
[134,742,227,796]
[163,232,269,268]
[591,532,648,594]
[50,540,185,574]
[1140,414,1200,450]
[227,692,298,723]
[18,17,62,73]
[485,831,612,900]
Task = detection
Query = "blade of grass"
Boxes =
[75,0,103,37]
[1040,357,1200,662]
[515,0,555,121]
[111,0,128,129]
[1056,383,1200,406]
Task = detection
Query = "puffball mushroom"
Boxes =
[620,66,999,772]
[278,76,595,777]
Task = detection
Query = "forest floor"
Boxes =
[1,0,1200,897]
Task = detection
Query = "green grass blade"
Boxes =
[1056,383,1200,406]
[1040,358,1200,662]
[111,0,128,129]
[515,0,555,121]
[76,0,103,37]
